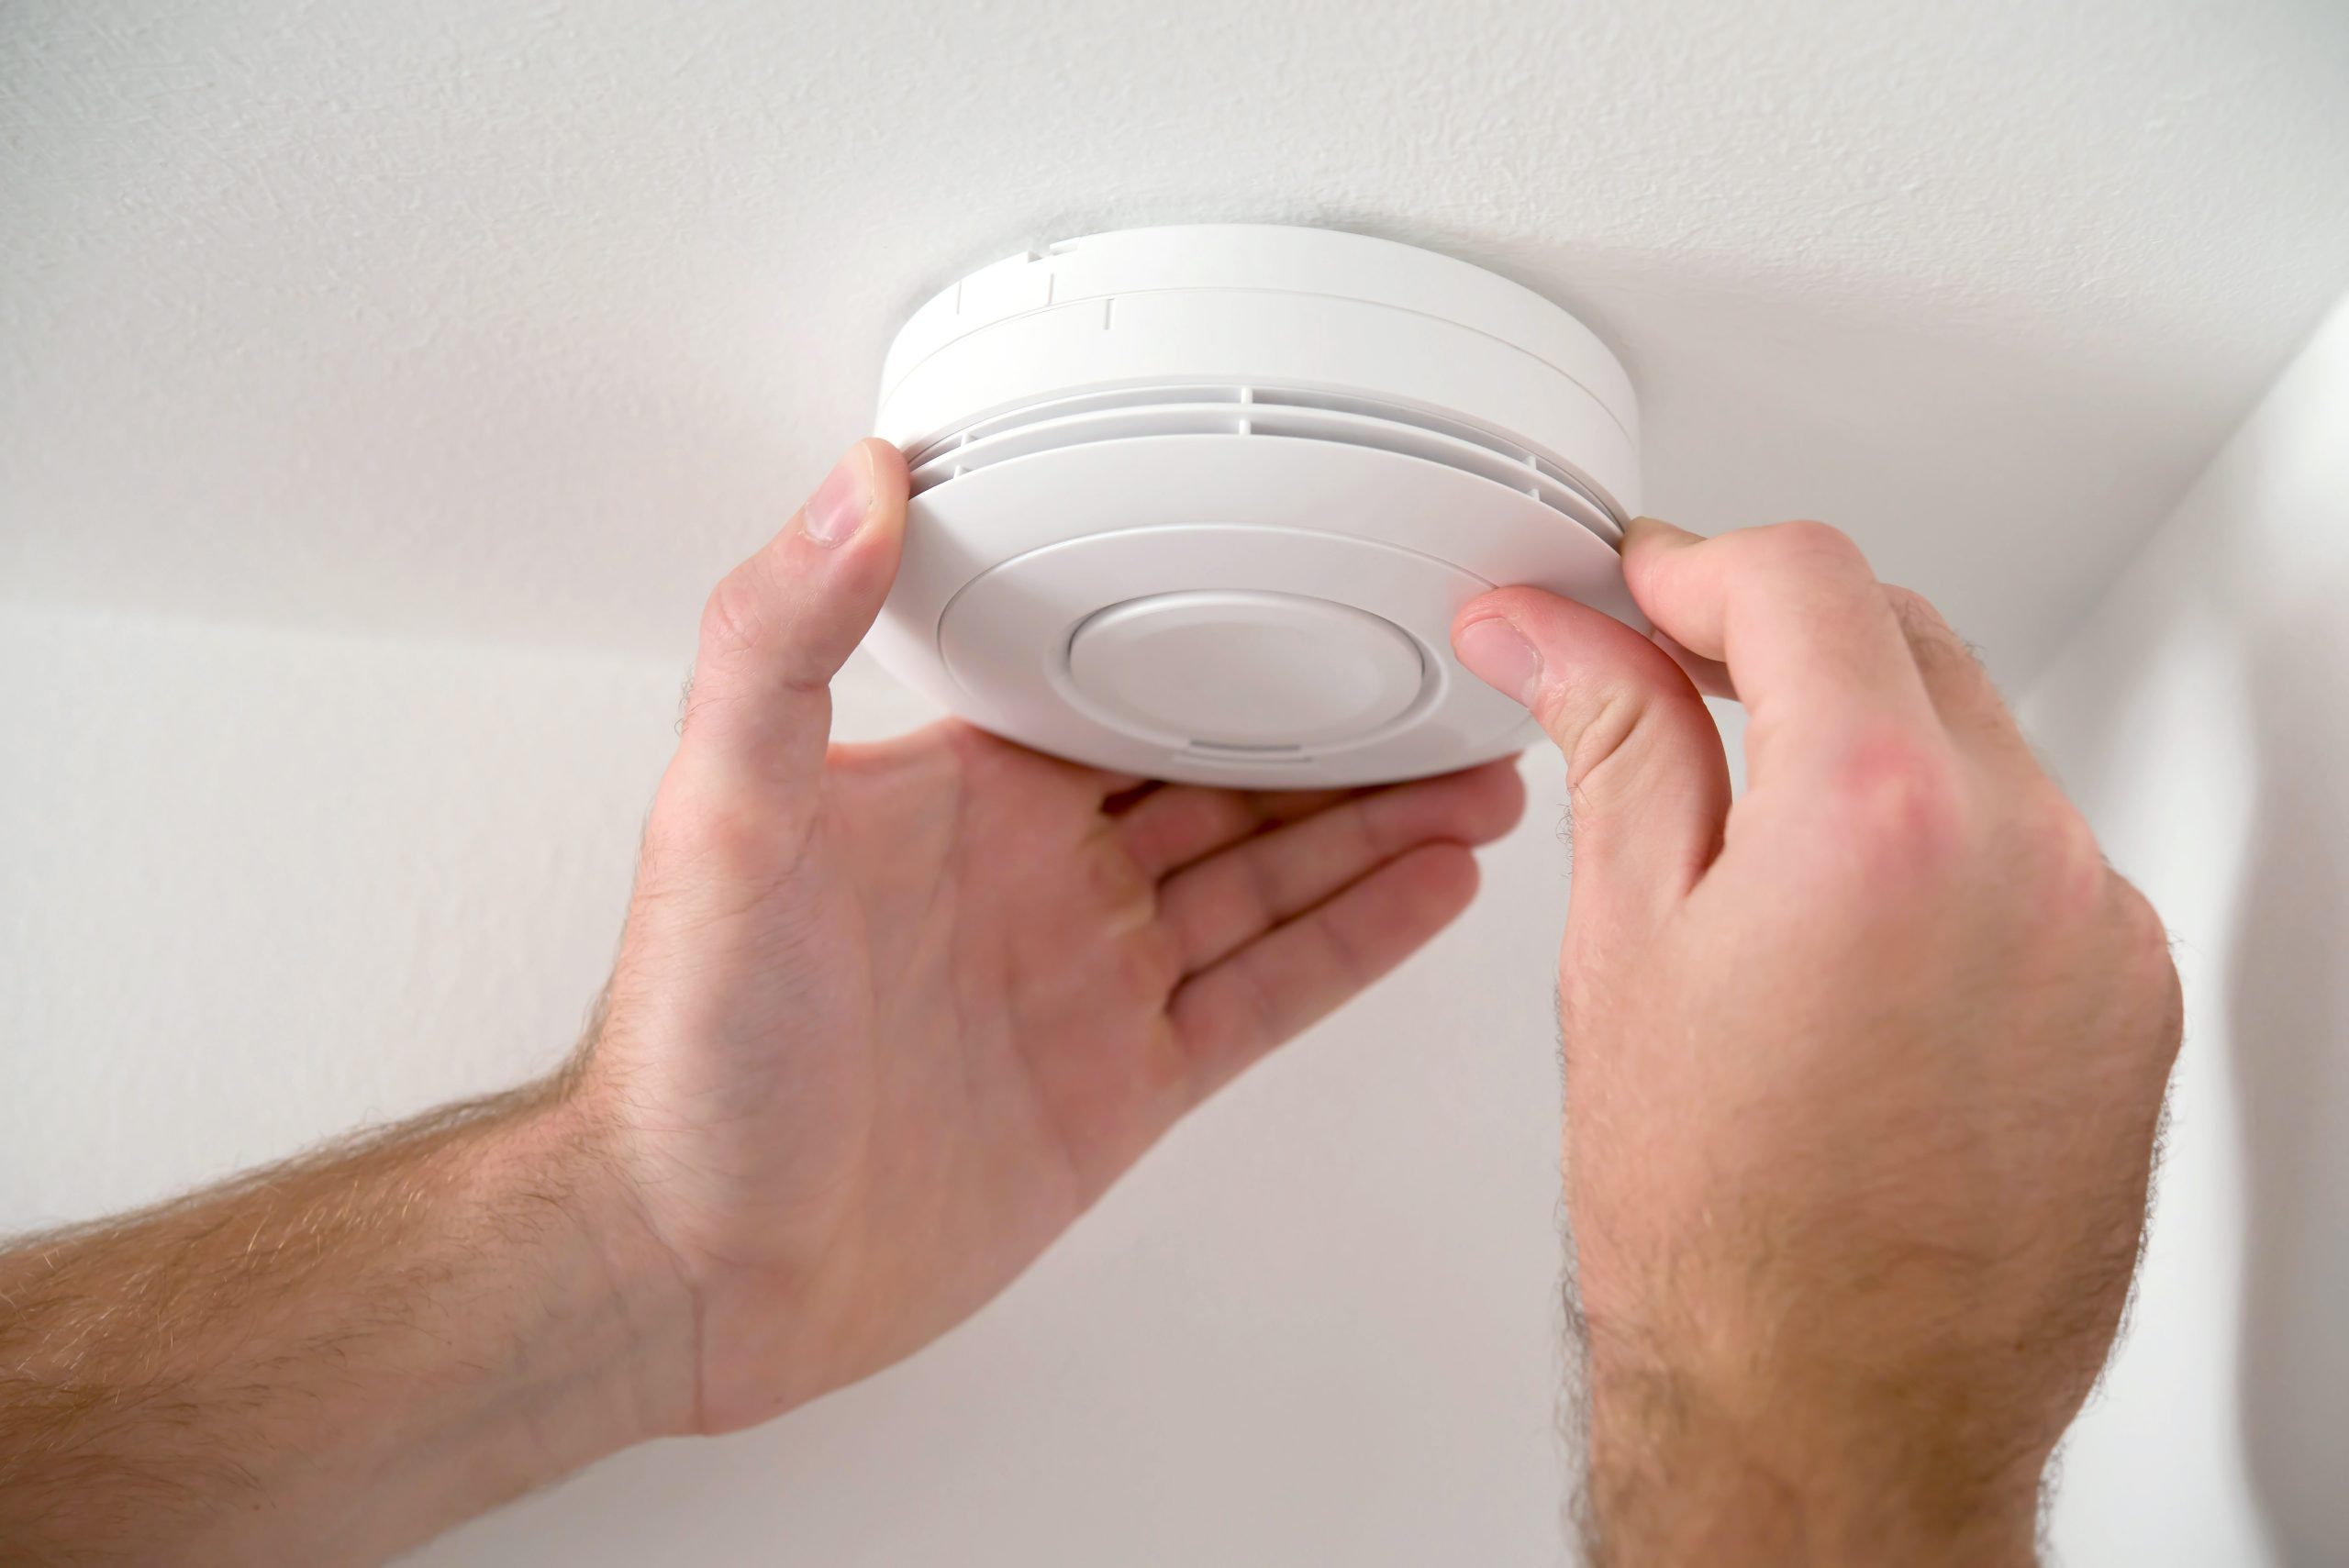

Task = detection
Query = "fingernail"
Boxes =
[1455,616,1542,706]
[1625,515,1699,547]
[802,448,870,548]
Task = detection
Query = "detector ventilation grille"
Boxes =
[906,384,1624,541]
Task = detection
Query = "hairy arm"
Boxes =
[0,1084,692,1566]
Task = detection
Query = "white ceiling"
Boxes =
[6,0,2347,684]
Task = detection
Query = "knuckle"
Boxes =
[673,670,740,746]
[640,753,822,878]
[1764,517,1865,569]
[1542,684,1653,802]
[2112,875,2176,976]
[2111,880,2185,1064]
[1825,728,1969,877]
[650,791,801,877]
[1085,837,1158,926]
[2151,945,2187,1055]
[1881,583,1943,631]
[698,564,771,662]
[1120,926,1185,1003]
[1884,584,1979,676]
[2013,784,2107,914]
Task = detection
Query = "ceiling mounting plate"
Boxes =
[866,223,1642,788]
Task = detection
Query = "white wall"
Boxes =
[0,607,682,1221]
[0,608,1583,1565]
[2023,291,2349,1567]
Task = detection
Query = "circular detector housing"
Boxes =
[867,224,1642,788]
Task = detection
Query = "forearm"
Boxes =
[0,1084,694,1566]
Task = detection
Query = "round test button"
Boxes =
[1064,590,1426,750]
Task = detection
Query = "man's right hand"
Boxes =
[1453,518,2183,1567]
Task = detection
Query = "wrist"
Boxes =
[463,1085,703,1457]
[1584,1351,2043,1568]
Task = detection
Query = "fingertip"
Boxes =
[1621,516,1703,579]
[827,437,907,551]
[1452,585,1509,634]
[1409,759,1527,850]
[1455,587,1653,684]
[682,438,913,784]
[1444,837,1483,894]
[1447,585,1731,923]
[856,435,911,508]
[1396,839,1481,922]
[1618,516,1698,605]
[1462,754,1530,840]
[1453,607,1543,706]
[1623,515,1701,547]
[1451,584,1550,638]
[813,438,909,595]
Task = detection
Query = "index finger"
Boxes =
[1622,517,1941,786]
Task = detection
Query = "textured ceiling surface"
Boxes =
[6,0,2348,684]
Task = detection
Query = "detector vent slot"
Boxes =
[905,384,1623,539]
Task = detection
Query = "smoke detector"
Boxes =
[867,224,1642,787]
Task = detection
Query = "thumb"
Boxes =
[1452,587,1731,932]
[682,437,910,792]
